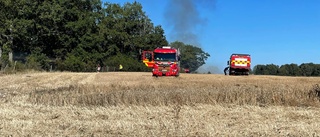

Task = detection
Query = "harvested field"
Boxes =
[0,72,320,136]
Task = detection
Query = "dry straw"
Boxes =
[1,72,320,136]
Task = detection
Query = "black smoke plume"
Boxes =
[164,0,215,46]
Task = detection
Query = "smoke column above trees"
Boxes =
[164,0,215,46]
[164,0,220,73]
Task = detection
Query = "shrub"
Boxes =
[26,48,50,71]
[104,53,150,72]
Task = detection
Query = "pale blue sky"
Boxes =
[104,0,320,73]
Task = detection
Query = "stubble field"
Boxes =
[1,72,320,136]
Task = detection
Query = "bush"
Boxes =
[61,54,86,72]
[13,61,27,71]
[26,48,50,71]
[309,84,320,100]
[104,53,150,72]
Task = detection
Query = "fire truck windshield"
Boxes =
[154,53,176,62]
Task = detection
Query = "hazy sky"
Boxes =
[104,0,320,73]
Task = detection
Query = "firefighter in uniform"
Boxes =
[119,64,123,71]
[224,67,229,75]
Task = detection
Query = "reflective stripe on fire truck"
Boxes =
[232,58,250,67]
[231,60,251,64]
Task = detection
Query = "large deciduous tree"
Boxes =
[170,41,210,72]
[0,0,211,72]
[100,2,167,56]
[253,63,320,76]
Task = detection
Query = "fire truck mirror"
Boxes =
[227,61,230,65]
[146,53,152,61]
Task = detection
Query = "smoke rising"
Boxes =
[164,0,219,73]
[197,65,223,74]
[164,0,215,46]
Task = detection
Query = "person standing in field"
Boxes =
[97,64,101,72]
[119,64,123,71]
[224,67,229,75]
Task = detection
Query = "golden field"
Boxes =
[1,72,320,136]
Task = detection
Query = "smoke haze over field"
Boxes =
[196,65,222,74]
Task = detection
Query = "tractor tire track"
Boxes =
[0,73,97,95]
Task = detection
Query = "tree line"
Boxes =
[0,0,209,72]
[253,63,320,76]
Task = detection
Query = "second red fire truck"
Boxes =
[224,53,251,75]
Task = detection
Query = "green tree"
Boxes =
[170,41,210,72]
[290,63,302,76]
[0,0,20,68]
[312,64,320,76]
[278,64,301,76]
[100,2,167,57]
[2,0,212,72]
[253,64,279,75]
[1,0,104,71]
[253,65,265,75]
[104,53,149,72]
[300,63,314,76]
[1,43,11,69]
[265,64,279,75]
[61,54,87,72]
[26,47,50,71]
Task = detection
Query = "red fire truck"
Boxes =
[224,53,251,75]
[141,46,180,77]
[184,68,190,73]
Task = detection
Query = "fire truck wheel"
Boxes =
[175,72,180,77]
